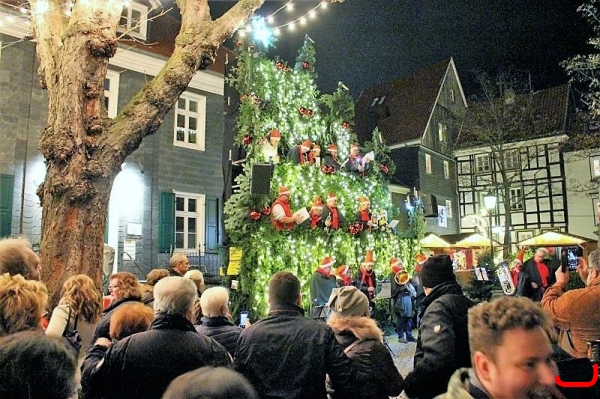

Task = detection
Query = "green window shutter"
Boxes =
[158,192,175,253]
[0,174,14,238]
[205,198,220,252]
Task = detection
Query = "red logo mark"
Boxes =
[556,363,599,388]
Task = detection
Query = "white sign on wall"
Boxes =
[438,205,447,227]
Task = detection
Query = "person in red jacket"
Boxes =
[271,187,302,230]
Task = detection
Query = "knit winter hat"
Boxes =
[269,129,281,138]
[514,247,526,264]
[328,286,369,317]
[327,144,338,153]
[301,140,312,149]
[419,254,455,289]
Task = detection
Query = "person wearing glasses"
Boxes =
[90,272,142,345]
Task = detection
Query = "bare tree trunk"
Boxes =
[30,0,266,309]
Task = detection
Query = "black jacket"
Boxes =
[234,303,353,399]
[404,281,473,399]
[90,297,141,345]
[516,258,554,301]
[196,316,242,357]
[328,316,403,399]
[81,313,231,399]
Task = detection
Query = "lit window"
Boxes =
[425,154,432,174]
[445,199,453,218]
[504,149,520,169]
[438,123,448,142]
[175,192,205,250]
[510,187,523,210]
[119,2,148,40]
[444,160,450,179]
[174,92,206,151]
[104,70,120,118]
[475,154,491,173]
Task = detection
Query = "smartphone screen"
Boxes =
[563,247,583,271]
[240,311,249,328]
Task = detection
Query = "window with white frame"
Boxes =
[504,149,520,169]
[438,122,448,142]
[425,153,432,174]
[444,160,450,179]
[475,154,491,173]
[175,192,205,250]
[445,199,453,218]
[104,70,120,118]
[119,2,148,40]
[174,92,206,151]
[510,187,523,210]
[450,89,455,103]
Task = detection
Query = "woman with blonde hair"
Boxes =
[46,274,103,382]
[91,271,142,343]
[0,273,48,336]
[141,268,169,308]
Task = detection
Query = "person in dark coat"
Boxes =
[90,271,142,344]
[517,248,554,301]
[81,277,231,399]
[196,286,243,357]
[234,271,354,399]
[162,366,258,399]
[403,254,474,399]
[321,192,345,231]
[323,144,341,171]
[389,258,416,342]
[326,286,404,399]
[310,256,338,312]
[168,253,190,276]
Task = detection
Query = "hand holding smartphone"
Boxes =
[240,311,249,329]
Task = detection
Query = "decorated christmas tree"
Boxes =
[224,36,421,318]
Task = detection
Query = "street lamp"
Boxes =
[483,190,497,258]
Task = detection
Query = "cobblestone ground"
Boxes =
[386,331,417,399]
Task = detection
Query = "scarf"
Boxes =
[360,268,374,288]
[316,267,330,278]
[535,260,550,288]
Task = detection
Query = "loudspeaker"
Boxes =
[250,164,272,195]
[422,194,438,217]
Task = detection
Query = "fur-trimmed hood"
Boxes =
[327,314,383,342]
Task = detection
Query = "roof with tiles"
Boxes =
[454,83,571,149]
[354,59,451,145]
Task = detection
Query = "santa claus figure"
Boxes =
[260,129,281,163]
[323,144,341,171]
[333,265,353,287]
[322,192,345,232]
[287,139,312,165]
[309,256,338,312]
[309,144,322,166]
[307,196,324,229]
[355,250,377,312]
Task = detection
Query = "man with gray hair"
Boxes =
[541,248,600,358]
[0,237,41,280]
[81,276,231,399]
[517,247,553,301]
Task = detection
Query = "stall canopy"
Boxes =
[420,233,451,248]
[453,233,500,248]
[517,231,585,247]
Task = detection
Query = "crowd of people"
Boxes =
[1,235,599,399]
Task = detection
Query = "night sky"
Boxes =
[203,0,593,98]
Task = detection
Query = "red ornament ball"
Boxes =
[380,164,389,174]
[302,61,310,69]
[341,121,350,129]
[249,210,261,221]
[242,135,252,145]
[262,205,271,215]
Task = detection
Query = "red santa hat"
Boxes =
[278,186,290,196]
[320,256,335,269]
[390,258,404,274]
[269,129,281,138]
[326,192,337,203]
[311,196,323,210]
[514,247,526,264]
[335,265,349,276]
[358,196,370,205]
[362,250,374,265]
[327,144,338,153]
[301,140,312,149]
[415,253,428,264]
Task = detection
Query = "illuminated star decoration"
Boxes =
[250,16,274,49]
